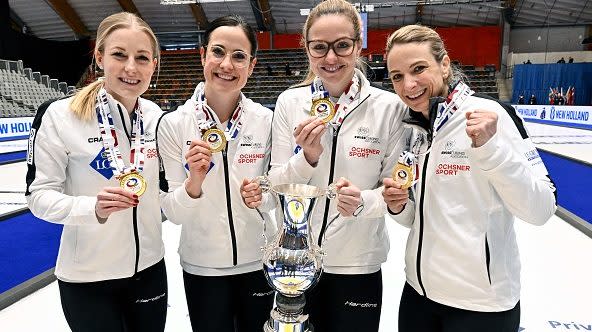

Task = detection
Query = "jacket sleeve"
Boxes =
[157,111,207,225]
[268,92,316,185]
[26,105,98,225]
[389,199,416,228]
[357,99,410,219]
[466,105,557,226]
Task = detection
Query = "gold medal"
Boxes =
[202,128,227,153]
[392,162,414,189]
[119,172,147,196]
[310,98,336,123]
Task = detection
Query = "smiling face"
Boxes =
[387,41,450,115]
[201,25,256,96]
[96,27,156,112]
[306,14,361,96]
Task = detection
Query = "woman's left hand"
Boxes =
[334,177,362,217]
[465,110,498,147]
[240,178,263,209]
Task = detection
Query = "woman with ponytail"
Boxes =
[26,12,167,332]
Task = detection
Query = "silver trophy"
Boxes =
[256,177,336,332]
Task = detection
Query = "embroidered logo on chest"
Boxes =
[353,126,380,144]
[440,139,468,160]
[239,134,264,149]
[89,147,114,180]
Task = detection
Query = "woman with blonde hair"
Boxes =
[241,0,407,330]
[383,24,556,332]
[26,12,167,332]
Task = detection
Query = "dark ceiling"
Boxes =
[8,0,592,48]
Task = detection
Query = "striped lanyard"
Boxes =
[95,88,144,177]
[193,82,244,141]
[310,72,360,129]
[432,81,474,139]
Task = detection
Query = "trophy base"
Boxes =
[263,293,314,332]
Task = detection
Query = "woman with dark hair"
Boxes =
[157,15,274,332]
[382,24,557,332]
[26,12,167,332]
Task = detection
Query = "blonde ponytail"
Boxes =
[69,79,103,121]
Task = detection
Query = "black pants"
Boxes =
[183,270,274,332]
[399,282,521,332]
[58,259,168,332]
[305,270,383,332]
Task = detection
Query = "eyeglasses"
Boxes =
[206,45,252,68]
[306,38,359,58]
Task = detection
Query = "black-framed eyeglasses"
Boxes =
[306,37,359,58]
[205,45,253,68]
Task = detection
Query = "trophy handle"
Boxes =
[325,182,337,199]
[254,175,272,193]
[308,182,339,249]
[254,175,274,248]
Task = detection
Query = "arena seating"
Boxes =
[144,49,308,110]
[0,59,72,117]
[144,49,501,110]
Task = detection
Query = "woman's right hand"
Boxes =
[95,186,139,222]
[294,117,326,166]
[185,139,212,198]
[382,178,409,214]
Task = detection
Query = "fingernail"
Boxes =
[132,195,138,199]
[134,199,139,204]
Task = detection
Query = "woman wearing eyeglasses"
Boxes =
[241,0,407,330]
[157,15,275,332]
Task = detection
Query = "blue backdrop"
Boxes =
[512,63,592,106]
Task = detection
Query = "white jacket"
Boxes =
[26,95,165,282]
[268,73,408,274]
[157,92,276,276]
[393,93,557,311]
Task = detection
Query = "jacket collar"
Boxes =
[301,68,371,113]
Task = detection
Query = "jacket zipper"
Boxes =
[133,207,140,274]
[416,151,430,296]
[316,94,370,246]
[317,128,339,246]
[485,235,492,284]
[119,105,140,275]
[222,146,238,265]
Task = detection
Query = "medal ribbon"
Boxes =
[310,71,361,128]
[398,128,429,188]
[95,88,144,177]
[432,81,474,139]
[192,82,244,141]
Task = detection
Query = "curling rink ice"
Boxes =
[0,122,590,332]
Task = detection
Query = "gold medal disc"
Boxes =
[119,172,147,196]
[202,128,227,153]
[310,98,336,123]
[392,162,414,189]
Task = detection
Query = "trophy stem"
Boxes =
[276,293,305,316]
[264,293,314,332]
